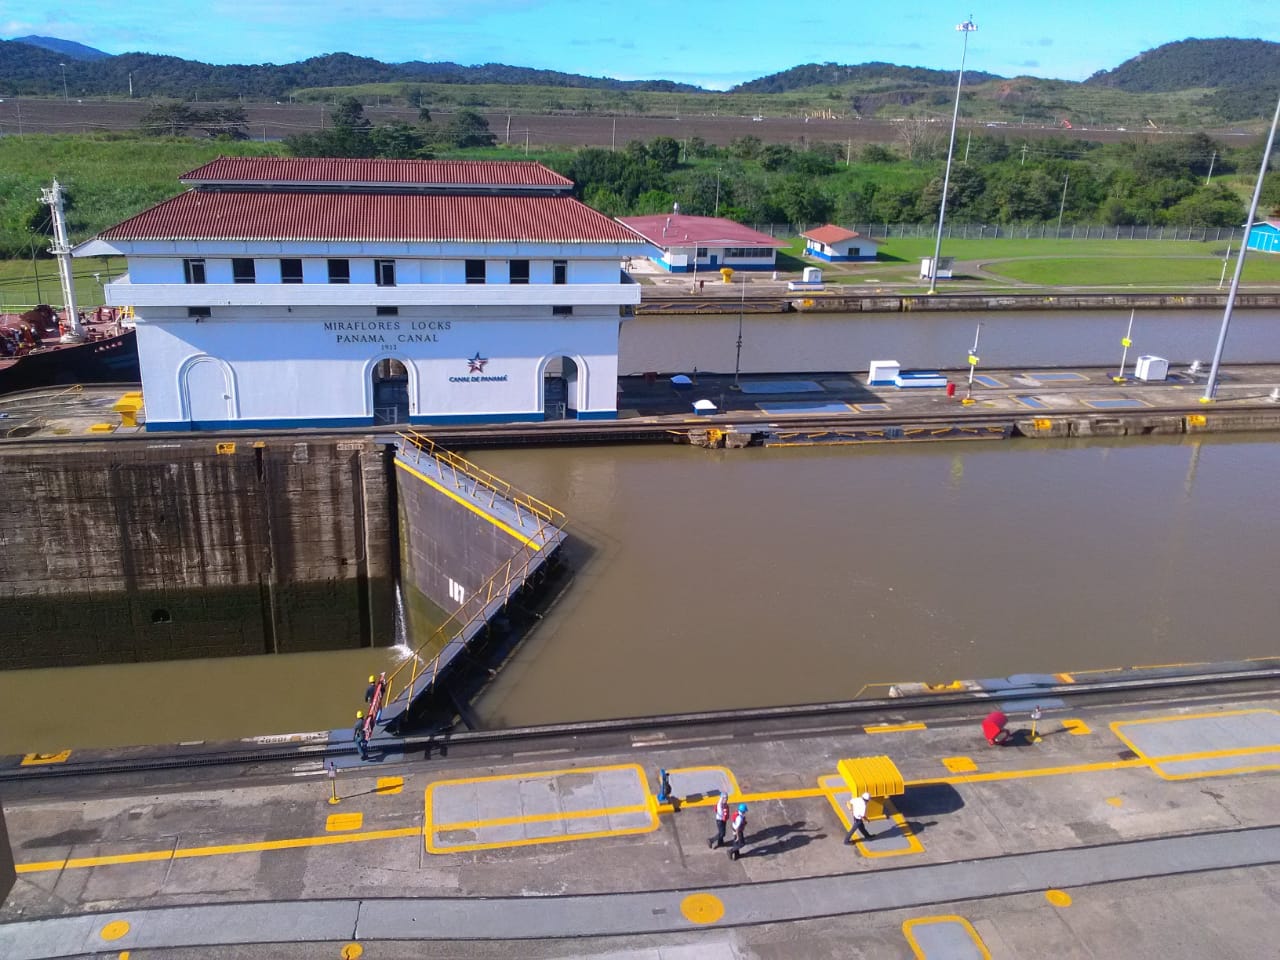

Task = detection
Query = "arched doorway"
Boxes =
[372,358,409,425]
[181,356,235,424]
[543,356,579,420]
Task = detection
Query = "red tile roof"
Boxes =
[618,215,786,248]
[802,224,863,245]
[180,156,573,189]
[97,192,644,244]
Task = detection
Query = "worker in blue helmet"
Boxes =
[728,803,748,859]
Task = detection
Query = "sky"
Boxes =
[4,1,1278,90]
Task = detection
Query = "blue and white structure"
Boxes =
[75,157,650,430]
[801,225,879,262]
[618,214,784,273]
[1246,219,1280,254]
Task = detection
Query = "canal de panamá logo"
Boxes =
[451,351,508,383]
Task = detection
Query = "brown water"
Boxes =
[3,435,1277,752]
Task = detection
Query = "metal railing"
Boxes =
[397,430,565,542]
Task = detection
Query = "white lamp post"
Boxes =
[927,17,977,295]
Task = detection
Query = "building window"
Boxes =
[232,258,255,284]
[724,247,774,258]
[553,260,567,284]
[375,306,399,316]
[328,259,350,284]
[850,247,860,257]
[552,305,573,316]
[465,259,486,284]
[182,259,206,284]
[375,259,396,287]
[509,259,529,284]
[280,258,303,284]
[696,247,708,259]
[187,307,212,318]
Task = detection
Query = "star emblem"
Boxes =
[467,352,488,374]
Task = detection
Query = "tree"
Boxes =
[772,175,832,225]
[440,110,496,149]
[647,136,680,172]
[370,121,429,159]
[897,119,942,162]
[138,100,201,136]
[1164,184,1245,227]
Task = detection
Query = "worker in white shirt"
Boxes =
[844,791,873,844]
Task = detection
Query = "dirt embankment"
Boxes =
[0,97,1218,148]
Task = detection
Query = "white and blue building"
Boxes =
[75,157,651,430]
[1246,219,1280,254]
[618,214,784,272]
[801,225,878,262]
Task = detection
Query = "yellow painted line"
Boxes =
[426,761,642,790]
[376,777,404,795]
[1060,719,1092,735]
[326,812,364,832]
[904,916,991,960]
[865,722,927,734]
[395,459,540,549]
[20,750,72,766]
[943,756,977,773]
[434,803,650,832]
[737,787,827,803]
[427,820,659,855]
[908,757,1149,788]
[16,827,423,874]
[1112,708,1277,731]
[1056,672,1076,684]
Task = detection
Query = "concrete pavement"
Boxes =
[2,679,1279,957]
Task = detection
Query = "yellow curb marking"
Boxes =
[821,777,924,858]
[340,944,364,959]
[326,813,364,832]
[1046,889,1073,907]
[100,920,130,941]
[1061,719,1092,735]
[903,915,991,959]
[1106,797,1124,807]
[16,827,423,873]
[376,777,404,795]
[20,750,72,766]
[1110,708,1280,781]
[865,722,927,734]
[943,756,977,773]
[680,893,725,925]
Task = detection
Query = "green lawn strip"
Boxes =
[877,237,1236,261]
[985,256,1280,285]
[0,256,126,311]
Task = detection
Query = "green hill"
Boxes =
[1085,38,1280,91]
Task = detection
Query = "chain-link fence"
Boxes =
[750,223,1246,243]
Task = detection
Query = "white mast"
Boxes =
[40,180,86,342]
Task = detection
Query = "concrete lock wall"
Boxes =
[0,803,13,905]
[0,438,395,670]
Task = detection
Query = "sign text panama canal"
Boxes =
[323,320,451,347]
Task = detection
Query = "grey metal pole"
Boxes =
[1202,90,1280,403]
[733,278,745,387]
[928,18,976,295]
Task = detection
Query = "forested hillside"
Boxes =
[1086,38,1280,91]
[733,62,1002,94]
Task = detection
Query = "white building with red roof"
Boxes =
[75,157,651,430]
[618,214,785,273]
[800,225,878,262]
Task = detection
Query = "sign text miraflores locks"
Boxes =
[322,319,451,347]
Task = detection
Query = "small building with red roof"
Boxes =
[75,157,651,430]
[617,214,785,273]
[800,225,878,262]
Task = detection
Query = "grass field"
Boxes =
[982,255,1280,285]
[0,256,126,312]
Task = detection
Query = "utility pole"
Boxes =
[611,116,617,151]
[964,129,971,163]
[1202,90,1280,403]
[927,16,977,296]
[1205,150,1216,185]
[128,73,133,98]
[846,138,852,165]
[1057,174,1069,231]
[59,63,68,102]
[1020,143,1028,166]
[506,114,511,144]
